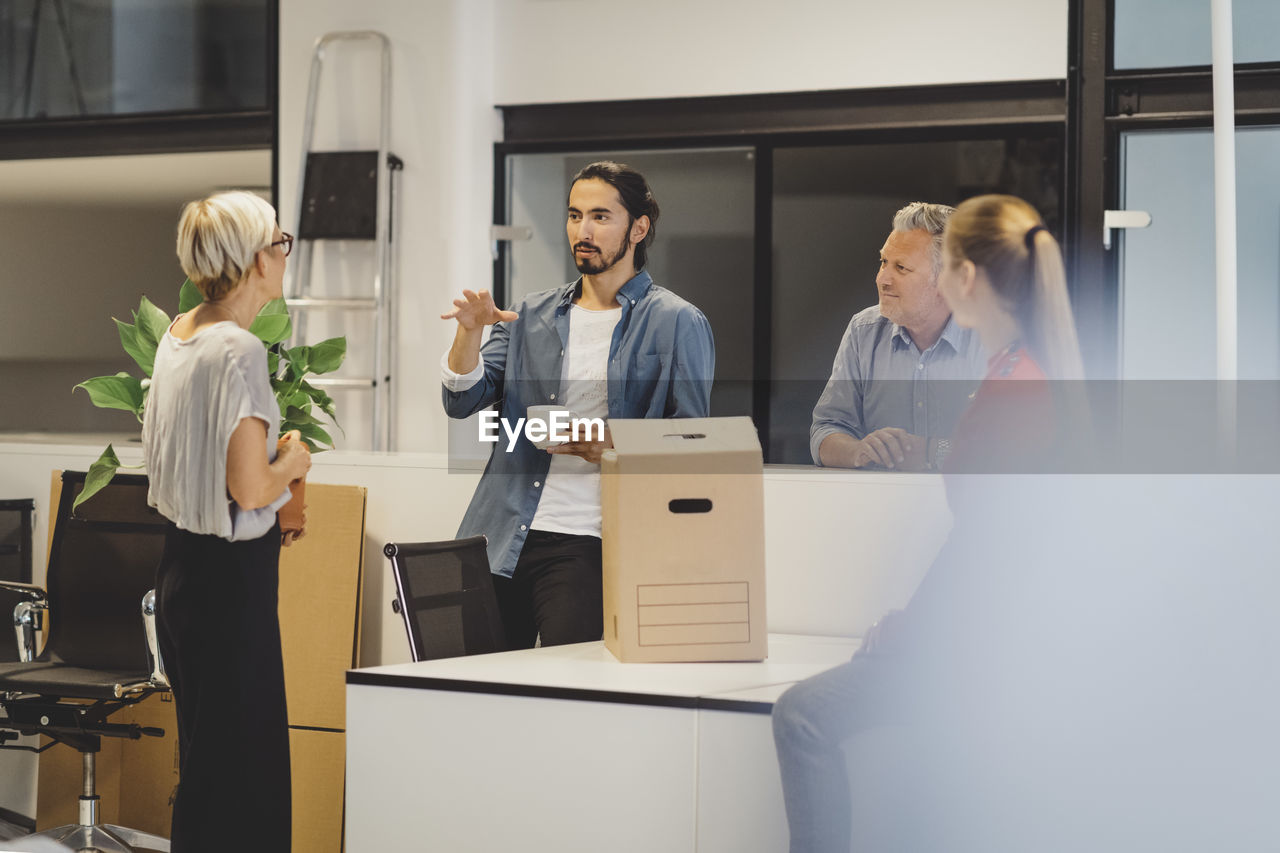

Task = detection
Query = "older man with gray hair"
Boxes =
[810,202,986,471]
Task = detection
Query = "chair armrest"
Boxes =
[141,589,170,688]
[11,599,48,663]
[0,580,47,603]
[4,581,49,662]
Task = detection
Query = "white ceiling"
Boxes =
[0,149,272,206]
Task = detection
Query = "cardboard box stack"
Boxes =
[601,416,768,663]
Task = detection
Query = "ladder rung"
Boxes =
[287,298,378,310]
[309,377,377,389]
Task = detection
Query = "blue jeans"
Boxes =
[772,651,911,853]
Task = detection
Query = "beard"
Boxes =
[572,238,630,275]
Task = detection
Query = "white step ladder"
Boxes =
[288,30,401,451]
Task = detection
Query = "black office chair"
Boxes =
[384,536,505,661]
[0,471,171,853]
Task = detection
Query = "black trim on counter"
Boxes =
[346,670,777,715]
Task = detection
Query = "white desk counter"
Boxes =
[345,634,857,853]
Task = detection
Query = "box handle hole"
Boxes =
[668,499,713,514]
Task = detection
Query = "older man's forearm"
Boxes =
[818,432,863,468]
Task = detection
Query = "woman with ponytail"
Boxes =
[934,194,1086,475]
[938,194,1083,382]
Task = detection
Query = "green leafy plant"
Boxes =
[73,279,346,510]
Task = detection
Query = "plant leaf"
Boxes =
[283,405,323,426]
[250,299,292,345]
[294,421,334,450]
[72,445,122,513]
[114,318,154,376]
[298,383,340,425]
[302,382,332,403]
[135,296,170,350]
[74,373,144,414]
[178,278,204,314]
[282,344,310,376]
[307,337,347,374]
[267,350,280,374]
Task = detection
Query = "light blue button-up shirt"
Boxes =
[442,270,715,577]
[810,305,987,465]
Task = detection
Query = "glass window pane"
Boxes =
[1119,126,1280,380]
[769,138,1062,464]
[504,148,756,420]
[0,0,268,119]
[1114,0,1280,69]
[0,150,271,435]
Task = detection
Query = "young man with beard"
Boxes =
[810,202,986,471]
[441,161,715,649]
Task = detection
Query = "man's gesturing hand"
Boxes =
[441,289,518,330]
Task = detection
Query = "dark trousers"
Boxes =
[492,529,603,649]
[155,523,291,853]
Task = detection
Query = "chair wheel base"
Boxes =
[9,822,170,852]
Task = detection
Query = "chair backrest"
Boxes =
[384,536,504,661]
[0,498,34,663]
[0,498,34,584]
[44,471,169,671]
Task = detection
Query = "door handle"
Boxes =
[1103,209,1152,250]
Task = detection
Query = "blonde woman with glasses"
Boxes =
[143,190,308,852]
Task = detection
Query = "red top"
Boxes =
[943,344,1055,480]
[892,344,1062,660]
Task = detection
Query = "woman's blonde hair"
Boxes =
[176,191,277,301]
[943,195,1085,380]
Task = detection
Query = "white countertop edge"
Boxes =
[347,634,859,707]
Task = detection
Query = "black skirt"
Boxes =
[155,521,290,853]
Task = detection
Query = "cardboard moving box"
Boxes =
[601,416,768,662]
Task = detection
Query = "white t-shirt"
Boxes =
[143,320,291,541]
[529,304,620,538]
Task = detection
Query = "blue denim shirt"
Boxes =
[443,270,715,577]
[810,305,987,464]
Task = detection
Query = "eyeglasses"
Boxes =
[271,232,295,257]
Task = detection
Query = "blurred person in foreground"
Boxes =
[143,191,311,852]
[771,194,1085,853]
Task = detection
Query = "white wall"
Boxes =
[493,0,1070,105]
[278,0,498,453]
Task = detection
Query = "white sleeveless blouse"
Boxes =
[142,320,290,541]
